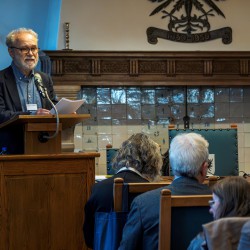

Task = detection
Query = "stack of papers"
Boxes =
[50,98,84,114]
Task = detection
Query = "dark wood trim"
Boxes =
[44,50,250,86]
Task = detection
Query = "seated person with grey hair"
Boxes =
[118,132,212,250]
[83,133,163,249]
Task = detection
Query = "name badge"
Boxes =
[26,104,38,111]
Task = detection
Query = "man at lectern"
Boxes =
[0,28,58,154]
[0,28,58,124]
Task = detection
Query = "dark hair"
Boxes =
[212,176,250,220]
[161,149,169,176]
[112,133,162,181]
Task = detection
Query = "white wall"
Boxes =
[60,0,250,176]
[59,0,250,51]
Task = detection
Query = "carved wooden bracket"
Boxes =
[54,85,81,100]
[52,85,81,152]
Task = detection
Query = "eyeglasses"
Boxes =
[10,47,39,54]
[208,200,215,207]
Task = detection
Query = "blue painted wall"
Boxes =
[0,0,61,70]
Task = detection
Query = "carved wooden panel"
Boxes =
[140,60,166,74]
[213,60,240,74]
[101,60,129,74]
[64,59,91,74]
[43,51,250,86]
[175,60,204,74]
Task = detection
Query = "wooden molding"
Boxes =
[53,85,81,100]
[43,51,250,86]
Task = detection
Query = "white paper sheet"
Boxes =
[50,97,84,114]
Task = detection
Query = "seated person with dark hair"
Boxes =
[118,132,212,250]
[188,176,250,250]
[83,133,163,249]
[161,149,169,176]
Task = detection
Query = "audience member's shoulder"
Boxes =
[133,185,165,201]
[242,220,250,232]
[201,183,212,193]
[93,176,114,188]
[196,181,212,191]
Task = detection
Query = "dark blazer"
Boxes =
[0,66,57,124]
[238,220,250,250]
[118,176,212,250]
[0,66,57,154]
[83,170,149,249]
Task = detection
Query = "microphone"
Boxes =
[34,73,46,98]
[33,73,60,142]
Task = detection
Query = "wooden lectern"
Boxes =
[0,114,100,250]
[0,114,90,154]
[0,152,99,250]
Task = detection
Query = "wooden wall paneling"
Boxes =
[43,51,250,86]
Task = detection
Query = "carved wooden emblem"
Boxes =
[147,0,232,44]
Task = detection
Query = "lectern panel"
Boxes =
[0,153,98,250]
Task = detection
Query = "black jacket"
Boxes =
[118,176,212,250]
[83,170,149,248]
[0,66,57,124]
[0,66,57,154]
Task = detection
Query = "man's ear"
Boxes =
[200,161,208,178]
[8,48,14,59]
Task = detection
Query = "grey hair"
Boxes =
[169,132,209,177]
[112,133,163,182]
[6,28,38,47]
